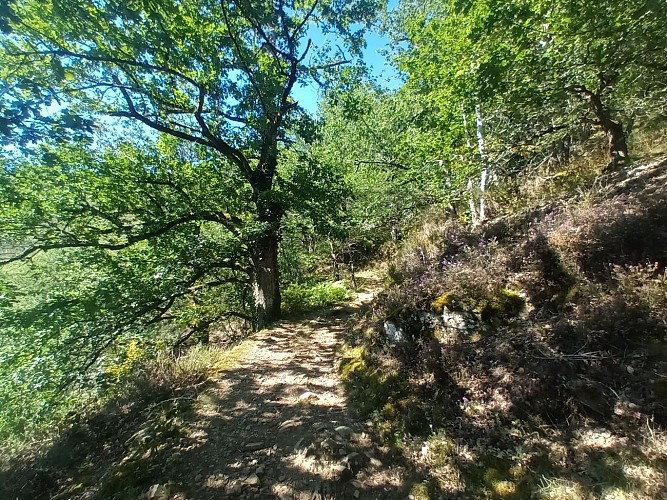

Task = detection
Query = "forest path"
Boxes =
[164,272,411,500]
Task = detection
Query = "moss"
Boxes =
[427,431,456,468]
[491,480,518,497]
[460,455,530,499]
[382,402,397,419]
[432,292,457,311]
[409,482,431,500]
[479,289,525,321]
[339,346,407,416]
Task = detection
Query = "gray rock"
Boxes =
[244,473,261,486]
[321,437,337,450]
[384,322,407,344]
[299,391,318,401]
[278,419,301,431]
[331,463,353,482]
[245,442,265,451]
[147,484,169,500]
[334,425,354,440]
[226,481,243,495]
[441,311,468,331]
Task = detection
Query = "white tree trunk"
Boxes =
[475,104,487,224]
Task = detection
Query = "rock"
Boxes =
[369,457,383,468]
[350,480,363,489]
[517,367,525,374]
[255,465,265,475]
[441,311,470,333]
[384,321,407,344]
[314,422,328,432]
[627,365,635,374]
[344,451,369,472]
[335,425,354,440]
[332,463,353,482]
[245,442,265,451]
[194,473,203,481]
[353,490,360,498]
[299,391,318,401]
[147,484,169,499]
[321,438,337,450]
[225,481,243,495]
[305,445,317,457]
[278,419,302,432]
[244,474,261,486]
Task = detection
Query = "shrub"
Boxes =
[281,280,349,315]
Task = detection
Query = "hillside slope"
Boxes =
[341,155,667,499]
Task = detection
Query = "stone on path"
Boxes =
[244,473,261,486]
[244,442,265,451]
[299,391,318,401]
[335,425,354,440]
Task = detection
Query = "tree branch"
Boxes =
[0,211,242,265]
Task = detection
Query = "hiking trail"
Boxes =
[159,272,412,499]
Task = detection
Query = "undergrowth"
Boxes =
[342,149,667,498]
[281,279,350,315]
[0,341,251,499]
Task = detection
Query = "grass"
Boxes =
[144,341,253,390]
[0,339,253,499]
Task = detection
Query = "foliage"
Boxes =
[281,280,350,315]
[0,0,385,442]
[391,0,667,173]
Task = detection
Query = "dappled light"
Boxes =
[2,0,667,498]
[1,275,419,499]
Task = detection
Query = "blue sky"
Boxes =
[294,1,403,115]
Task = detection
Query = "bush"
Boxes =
[281,280,350,315]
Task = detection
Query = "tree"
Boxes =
[0,0,383,328]
[313,80,450,260]
[392,0,667,170]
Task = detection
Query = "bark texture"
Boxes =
[252,228,281,329]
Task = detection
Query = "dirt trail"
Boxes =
[165,276,411,499]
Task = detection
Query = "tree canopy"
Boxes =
[0,0,384,328]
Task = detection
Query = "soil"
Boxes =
[149,276,413,499]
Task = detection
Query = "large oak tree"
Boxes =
[0,0,382,328]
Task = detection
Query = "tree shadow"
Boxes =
[1,298,417,499]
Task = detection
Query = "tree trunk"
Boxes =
[251,228,280,329]
[475,103,488,224]
[604,119,628,165]
[586,91,628,166]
